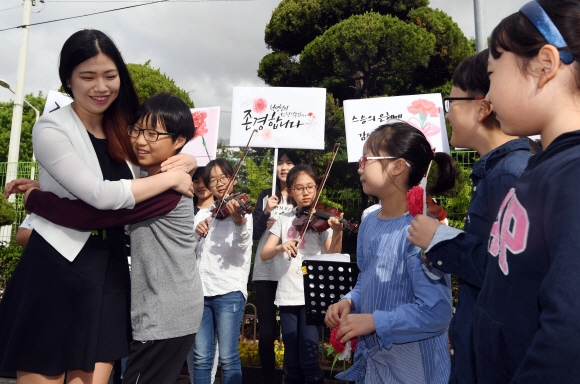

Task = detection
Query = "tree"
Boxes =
[0,92,45,163]
[259,1,473,101]
[127,61,194,107]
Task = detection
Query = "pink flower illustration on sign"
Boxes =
[407,99,440,119]
[253,98,268,114]
[261,128,273,141]
[192,111,209,140]
[406,99,441,148]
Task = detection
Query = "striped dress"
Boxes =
[336,211,452,383]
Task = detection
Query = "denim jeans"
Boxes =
[279,305,324,384]
[193,291,245,384]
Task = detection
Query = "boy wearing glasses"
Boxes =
[24,93,203,384]
[407,50,531,384]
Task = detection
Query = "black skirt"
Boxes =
[0,228,130,376]
[0,133,132,375]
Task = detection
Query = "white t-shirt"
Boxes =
[269,209,332,306]
[253,195,294,281]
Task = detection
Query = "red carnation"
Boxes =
[407,185,424,217]
[330,327,346,353]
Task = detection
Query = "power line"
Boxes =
[0,0,252,32]
[0,5,22,13]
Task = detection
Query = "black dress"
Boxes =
[0,133,132,376]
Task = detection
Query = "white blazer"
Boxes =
[29,104,139,261]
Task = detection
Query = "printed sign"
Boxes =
[343,93,450,162]
[43,90,73,115]
[181,107,220,166]
[230,87,326,149]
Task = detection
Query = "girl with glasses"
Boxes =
[325,122,456,383]
[193,158,253,384]
[261,164,344,384]
[251,149,300,384]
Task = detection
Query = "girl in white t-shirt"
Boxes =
[261,164,343,384]
[252,149,300,384]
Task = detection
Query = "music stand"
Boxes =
[302,259,359,326]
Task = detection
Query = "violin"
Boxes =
[210,130,258,221]
[426,195,447,221]
[293,204,359,233]
[211,192,253,220]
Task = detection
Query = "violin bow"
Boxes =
[211,129,259,219]
[293,143,341,252]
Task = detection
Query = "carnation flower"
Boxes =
[327,327,358,374]
[330,327,346,353]
[407,185,424,217]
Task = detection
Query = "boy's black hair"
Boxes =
[132,93,195,153]
[452,49,490,97]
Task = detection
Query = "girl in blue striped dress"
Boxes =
[326,122,456,383]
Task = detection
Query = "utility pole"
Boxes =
[473,0,486,52]
[2,0,36,243]
[6,0,34,194]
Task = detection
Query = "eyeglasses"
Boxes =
[358,156,410,169]
[208,176,230,187]
[443,97,485,113]
[291,185,317,194]
[127,125,175,142]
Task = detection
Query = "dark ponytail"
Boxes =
[365,122,456,195]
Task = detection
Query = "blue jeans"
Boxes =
[279,306,324,383]
[193,291,245,384]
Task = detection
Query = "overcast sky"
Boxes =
[0,0,529,138]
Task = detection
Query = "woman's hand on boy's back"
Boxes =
[407,214,442,250]
[160,153,198,175]
[167,170,194,197]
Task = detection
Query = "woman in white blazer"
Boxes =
[0,29,195,384]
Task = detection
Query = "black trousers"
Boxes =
[254,280,279,384]
[122,333,196,384]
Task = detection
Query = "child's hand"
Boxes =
[407,214,442,250]
[264,195,279,215]
[280,239,299,258]
[266,217,277,230]
[327,213,344,232]
[4,178,40,198]
[325,299,352,328]
[337,314,376,343]
[225,198,246,225]
[196,218,211,238]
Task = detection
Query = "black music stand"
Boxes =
[302,259,359,326]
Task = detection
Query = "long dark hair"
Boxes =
[275,149,301,200]
[59,29,139,164]
[365,122,456,195]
